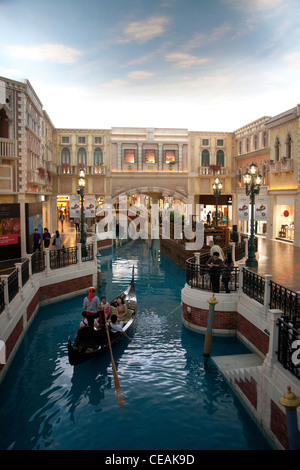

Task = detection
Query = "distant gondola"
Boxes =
[68,267,137,366]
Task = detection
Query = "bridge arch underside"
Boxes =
[111,186,190,207]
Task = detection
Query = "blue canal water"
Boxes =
[0,239,273,450]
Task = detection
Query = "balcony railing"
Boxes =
[57,165,106,175]
[269,159,293,173]
[199,166,228,175]
[28,170,49,186]
[45,161,57,174]
[0,138,17,158]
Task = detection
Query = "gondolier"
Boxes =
[83,287,101,328]
[68,266,137,366]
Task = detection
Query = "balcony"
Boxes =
[199,166,229,176]
[28,169,49,186]
[57,165,106,175]
[0,138,17,159]
[269,159,293,174]
[45,161,57,174]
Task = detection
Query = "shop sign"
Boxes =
[85,196,95,218]
[255,196,267,221]
[237,196,249,221]
[70,195,80,218]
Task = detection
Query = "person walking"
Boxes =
[59,211,64,231]
[52,230,62,250]
[208,239,225,261]
[33,228,41,251]
[42,227,51,249]
[75,217,80,232]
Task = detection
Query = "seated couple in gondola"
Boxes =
[82,287,111,329]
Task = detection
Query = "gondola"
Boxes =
[68,267,137,366]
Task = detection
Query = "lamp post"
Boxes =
[243,162,262,267]
[77,168,86,246]
[212,177,223,227]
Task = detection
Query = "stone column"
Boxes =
[178,143,183,172]
[158,143,163,171]
[138,143,142,171]
[117,142,122,171]
[262,309,282,377]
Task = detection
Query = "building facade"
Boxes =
[1,74,300,259]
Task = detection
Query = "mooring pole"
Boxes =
[279,386,300,450]
[97,252,102,287]
[203,295,218,358]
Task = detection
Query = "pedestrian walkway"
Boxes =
[252,237,300,292]
[55,219,93,248]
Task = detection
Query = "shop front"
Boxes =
[198,195,232,227]
[275,195,295,242]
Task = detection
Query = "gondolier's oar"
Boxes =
[104,313,125,407]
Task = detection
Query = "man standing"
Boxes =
[206,252,223,293]
[83,287,101,329]
[42,227,51,248]
[33,228,41,251]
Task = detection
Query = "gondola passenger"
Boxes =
[110,314,132,341]
[116,297,128,322]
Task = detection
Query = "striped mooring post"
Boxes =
[203,294,218,358]
[97,252,102,287]
[279,386,300,450]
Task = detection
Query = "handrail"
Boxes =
[0,243,95,314]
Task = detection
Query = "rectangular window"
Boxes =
[62,136,69,144]
[78,136,86,144]
[217,139,224,146]
[165,150,175,163]
[124,149,135,163]
[202,139,209,146]
[145,149,155,164]
[94,137,102,144]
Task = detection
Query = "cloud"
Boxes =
[223,0,285,11]
[103,79,129,88]
[127,70,154,80]
[3,44,82,64]
[165,53,210,68]
[120,16,170,43]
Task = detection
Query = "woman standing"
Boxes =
[222,253,234,293]
[52,230,62,250]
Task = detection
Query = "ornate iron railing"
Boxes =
[49,246,77,269]
[242,269,265,305]
[7,269,19,303]
[277,318,300,380]
[270,282,300,329]
[82,243,94,262]
[21,258,30,286]
[31,250,46,274]
[186,258,239,292]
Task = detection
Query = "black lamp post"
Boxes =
[77,168,86,246]
[243,162,262,267]
[212,177,223,227]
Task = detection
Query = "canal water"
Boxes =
[0,239,273,450]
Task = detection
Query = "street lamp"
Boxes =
[77,167,86,246]
[243,162,262,267]
[212,177,223,227]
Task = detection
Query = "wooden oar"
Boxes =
[104,312,125,406]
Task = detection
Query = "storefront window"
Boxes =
[276,205,294,241]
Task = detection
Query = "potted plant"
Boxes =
[37,167,46,179]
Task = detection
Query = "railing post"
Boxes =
[14,263,23,298]
[92,234,97,265]
[262,309,282,377]
[77,243,82,267]
[0,275,10,314]
[230,242,236,264]
[27,254,33,280]
[45,248,51,273]
[238,262,245,293]
[263,274,273,314]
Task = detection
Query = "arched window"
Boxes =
[285,133,292,159]
[254,134,258,150]
[201,149,210,167]
[94,147,103,166]
[77,147,87,166]
[246,138,250,152]
[239,141,242,155]
[216,149,225,167]
[61,147,70,165]
[274,137,280,161]
[263,131,267,148]
[262,164,267,185]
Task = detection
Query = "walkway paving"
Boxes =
[250,237,300,292]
